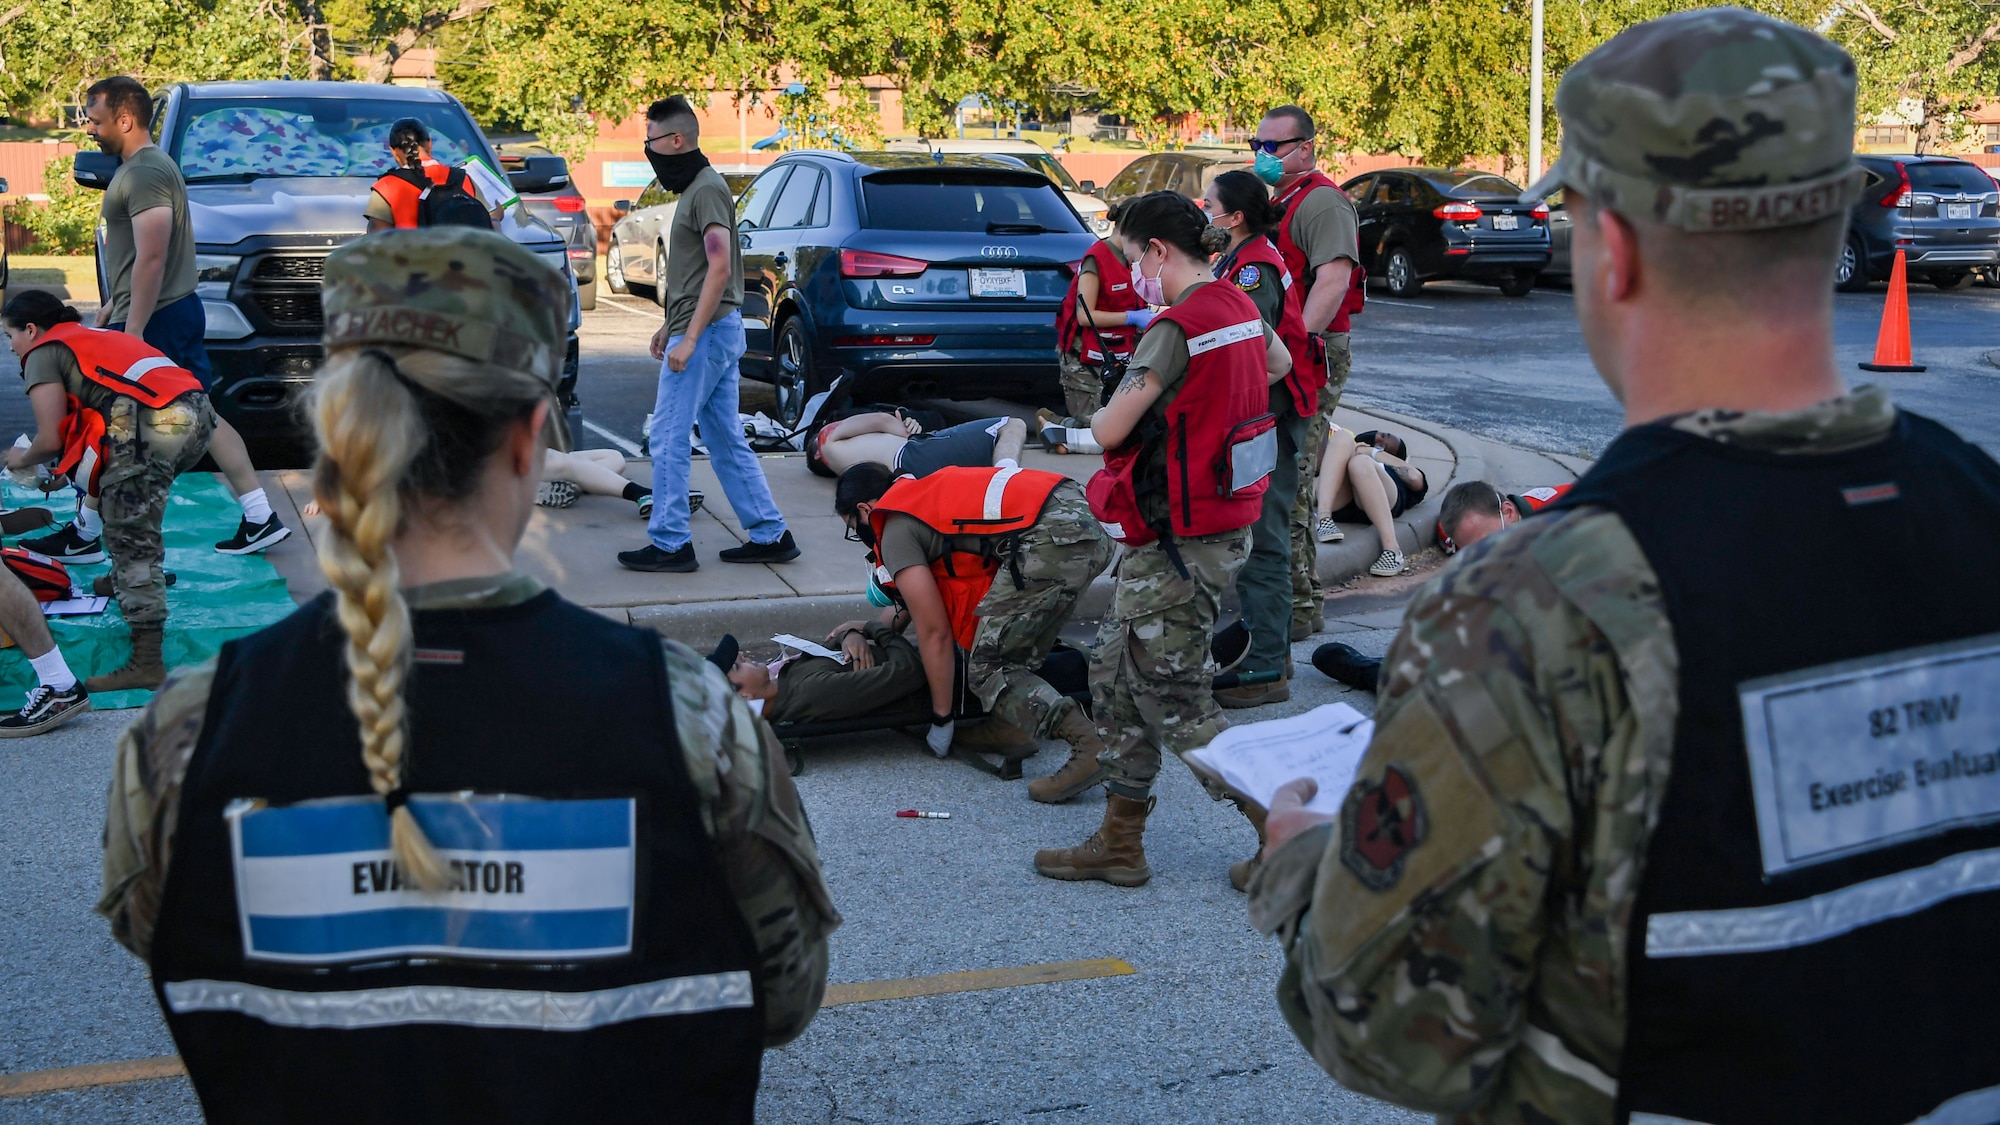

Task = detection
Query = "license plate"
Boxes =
[1945,202,1973,220]
[969,268,1027,298]
[1492,214,1519,230]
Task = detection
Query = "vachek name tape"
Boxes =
[227,795,637,964]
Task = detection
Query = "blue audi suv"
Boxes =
[732,151,1096,425]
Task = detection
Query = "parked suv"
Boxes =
[1342,168,1550,297]
[1837,155,1999,292]
[731,151,1095,425]
[1099,150,1250,208]
[72,81,581,456]
[496,143,595,309]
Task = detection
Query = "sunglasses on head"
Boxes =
[1248,136,1307,155]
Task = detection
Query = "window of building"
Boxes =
[1985,123,2000,143]
[1861,125,1909,146]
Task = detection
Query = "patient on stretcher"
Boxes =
[710,623,927,725]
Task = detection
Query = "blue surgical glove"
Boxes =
[1125,308,1158,329]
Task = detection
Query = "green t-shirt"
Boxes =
[100,146,198,324]
[1284,183,1360,329]
[664,166,744,336]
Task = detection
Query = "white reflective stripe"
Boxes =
[1279,269,1293,290]
[1646,845,2000,958]
[163,971,753,1031]
[1911,1081,2000,1125]
[982,466,1021,522]
[1631,1115,1715,1125]
[1185,319,1263,356]
[123,356,177,381]
[1520,1024,1617,1097]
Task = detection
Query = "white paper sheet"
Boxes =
[457,155,519,211]
[42,596,108,617]
[1184,702,1374,815]
[772,634,850,665]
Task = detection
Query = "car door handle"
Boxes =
[740,233,752,249]
[773,252,789,268]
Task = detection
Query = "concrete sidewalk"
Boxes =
[254,401,1584,651]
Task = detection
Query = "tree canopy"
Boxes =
[0,0,1961,165]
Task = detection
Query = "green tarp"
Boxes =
[0,475,299,712]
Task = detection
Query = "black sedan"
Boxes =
[1341,168,1551,297]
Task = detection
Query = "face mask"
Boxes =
[1209,211,1235,234]
[647,148,710,194]
[1253,150,1285,186]
[866,567,894,607]
[1131,247,1167,306]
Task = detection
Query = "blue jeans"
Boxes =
[648,311,787,552]
[109,292,213,388]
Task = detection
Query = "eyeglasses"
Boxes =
[644,129,683,148]
[1248,137,1308,155]
[843,521,863,543]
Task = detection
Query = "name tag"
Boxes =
[228,794,636,964]
[1741,634,2000,876]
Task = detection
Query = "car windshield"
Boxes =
[1907,162,1992,193]
[1011,152,1078,190]
[1443,174,1525,199]
[173,97,484,181]
[860,172,1084,232]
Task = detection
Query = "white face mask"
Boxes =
[1209,210,1235,232]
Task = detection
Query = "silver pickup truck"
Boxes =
[75,80,582,456]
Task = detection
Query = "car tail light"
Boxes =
[1880,162,1912,208]
[1529,203,1550,221]
[1434,202,1483,222]
[832,334,937,348]
[554,196,587,212]
[567,247,592,258]
[841,249,929,278]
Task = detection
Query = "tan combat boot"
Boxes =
[1026,703,1107,803]
[953,717,1038,757]
[1228,801,1268,892]
[1033,793,1153,886]
[86,625,166,693]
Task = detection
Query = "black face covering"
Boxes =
[647,148,710,194]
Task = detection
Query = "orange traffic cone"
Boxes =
[1859,249,1925,373]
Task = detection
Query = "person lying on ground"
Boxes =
[534,447,706,520]
[1312,477,1565,693]
[1313,427,1428,576]
[813,413,1027,478]
[711,624,927,726]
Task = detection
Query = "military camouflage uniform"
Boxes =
[1291,332,1351,628]
[967,481,1114,737]
[1249,13,1876,1122]
[1094,528,1251,797]
[1057,350,1109,426]
[100,395,213,627]
[101,572,843,1047]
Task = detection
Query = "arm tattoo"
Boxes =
[1118,366,1149,396]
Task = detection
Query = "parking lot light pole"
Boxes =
[1529,0,1545,180]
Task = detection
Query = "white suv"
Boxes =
[885,138,1112,236]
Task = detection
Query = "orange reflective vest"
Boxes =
[1509,483,1572,514]
[21,324,204,497]
[370,162,457,229]
[868,466,1067,649]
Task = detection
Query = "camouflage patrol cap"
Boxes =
[321,227,573,447]
[1522,7,1867,233]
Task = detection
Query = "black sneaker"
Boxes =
[536,480,580,508]
[617,543,698,572]
[636,493,698,522]
[21,523,105,565]
[0,683,91,738]
[718,530,799,564]
[216,515,291,555]
[1310,642,1383,693]
[0,507,57,536]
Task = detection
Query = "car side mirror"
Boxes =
[1078,180,1096,194]
[0,177,9,194]
[613,199,632,213]
[73,151,119,191]
[506,154,570,194]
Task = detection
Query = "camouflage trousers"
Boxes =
[967,484,1114,739]
[1092,526,1251,799]
[1291,332,1352,628]
[1056,351,1109,426]
[100,396,213,628]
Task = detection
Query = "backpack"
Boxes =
[403,168,494,230]
[3,546,73,602]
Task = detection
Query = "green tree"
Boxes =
[1828,0,2000,152]
[5,154,99,253]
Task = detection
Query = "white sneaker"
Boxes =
[1369,549,1407,577]
[1316,518,1344,543]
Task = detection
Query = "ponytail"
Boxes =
[387,117,430,170]
[1210,170,1286,238]
[309,347,540,891]
[1,290,84,333]
[1119,190,1222,263]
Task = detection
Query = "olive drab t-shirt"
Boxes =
[23,343,127,417]
[1286,186,1361,307]
[876,517,990,582]
[664,166,744,336]
[100,146,198,324]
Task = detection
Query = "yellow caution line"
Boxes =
[822,957,1136,1008]
[0,959,1136,1099]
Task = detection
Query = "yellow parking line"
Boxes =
[822,958,1136,1008]
[0,959,1135,1098]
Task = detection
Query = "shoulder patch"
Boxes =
[1235,264,1261,290]
[1341,764,1428,890]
